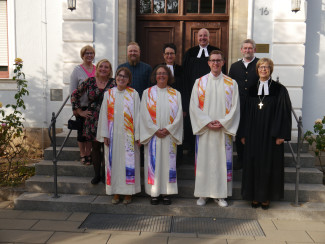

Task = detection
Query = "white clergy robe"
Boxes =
[97,89,141,195]
[190,72,240,199]
[140,86,183,197]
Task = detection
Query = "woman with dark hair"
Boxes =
[71,59,116,184]
[158,43,185,162]
[69,45,96,165]
[240,58,292,210]
[97,67,141,205]
[140,65,183,205]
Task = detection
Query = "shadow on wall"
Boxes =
[302,0,325,131]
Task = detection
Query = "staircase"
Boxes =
[14,131,325,219]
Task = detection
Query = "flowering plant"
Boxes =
[304,116,325,171]
[0,58,30,181]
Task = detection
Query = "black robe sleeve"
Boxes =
[271,85,292,141]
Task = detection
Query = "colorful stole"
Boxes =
[146,85,178,185]
[195,74,234,182]
[106,87,136,185]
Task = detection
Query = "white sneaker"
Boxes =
[214,198,228,207]
[197,197,207,206]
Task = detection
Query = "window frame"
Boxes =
[0,0,9,78]
[137,0,229,16]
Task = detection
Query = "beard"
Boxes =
[128,55,140,66]
[243,53,254,60]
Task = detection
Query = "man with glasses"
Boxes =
[228,39,259,170]
[117,42,152,98]
[190,50,240,207]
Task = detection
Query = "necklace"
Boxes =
[257,79,272,109]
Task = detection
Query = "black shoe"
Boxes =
[251,201,260,208]
[91,176,101,185]
[163,196,171,205]
[150,197,159,205]
[261,201,270,210]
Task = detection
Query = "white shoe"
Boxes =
[214,198,228,207]
[197,197,207,206]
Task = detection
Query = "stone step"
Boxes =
[25,175,325,202]
[54,131,310,153]
[35,160,323,184]
[43,147,316,168]
[14,192,325,220]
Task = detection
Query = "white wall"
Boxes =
[303,0,325,131]
[0,0,63,128]
[0,0,117,129]
[252,0,306,137]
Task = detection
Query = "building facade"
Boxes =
[0,0,323,147]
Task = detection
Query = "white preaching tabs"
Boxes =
[197,46,209,58]
[258,79,270,95]
[167,64,174,76]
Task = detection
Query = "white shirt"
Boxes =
[197,45,209,58]
[242,56,256,68]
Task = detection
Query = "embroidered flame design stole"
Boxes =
[146,85,178,185]
[106,87,136,185]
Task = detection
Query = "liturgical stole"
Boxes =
[106,87,136,185]
[196,74,234,182]
[146,85,178,185]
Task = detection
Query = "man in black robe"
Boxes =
[182,28,223,153]
[229,39,259,170]
[239,58,292,209]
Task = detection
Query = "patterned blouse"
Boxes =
[71,77,116,141]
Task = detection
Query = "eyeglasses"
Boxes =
[84,52,94,56]
[258,66,270,70]
[209,59,223,64]
[164,52,175,56]
[156,72,168,76]
[117,74,129,79]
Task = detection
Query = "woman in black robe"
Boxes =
[240,58,292,210]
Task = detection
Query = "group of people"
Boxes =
[69,28,292,209]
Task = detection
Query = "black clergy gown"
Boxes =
[240,79,292,202]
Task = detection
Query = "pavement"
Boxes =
[1,200,325,244]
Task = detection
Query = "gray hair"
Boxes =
[198,28,210,37]
[241,39,256,49]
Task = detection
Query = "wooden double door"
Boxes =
[136,0,229,68]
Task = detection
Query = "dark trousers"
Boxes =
[235,135,243,170]
[92,141,105,179]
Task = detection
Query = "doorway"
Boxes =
[136,0,229,68]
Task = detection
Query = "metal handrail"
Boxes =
[48,95,72,198]
[276,77,304,207]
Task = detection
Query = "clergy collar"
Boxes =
[210,71,223,79]
[199,44,209,49]
[258,77,271,95]
[197,45,209,58]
